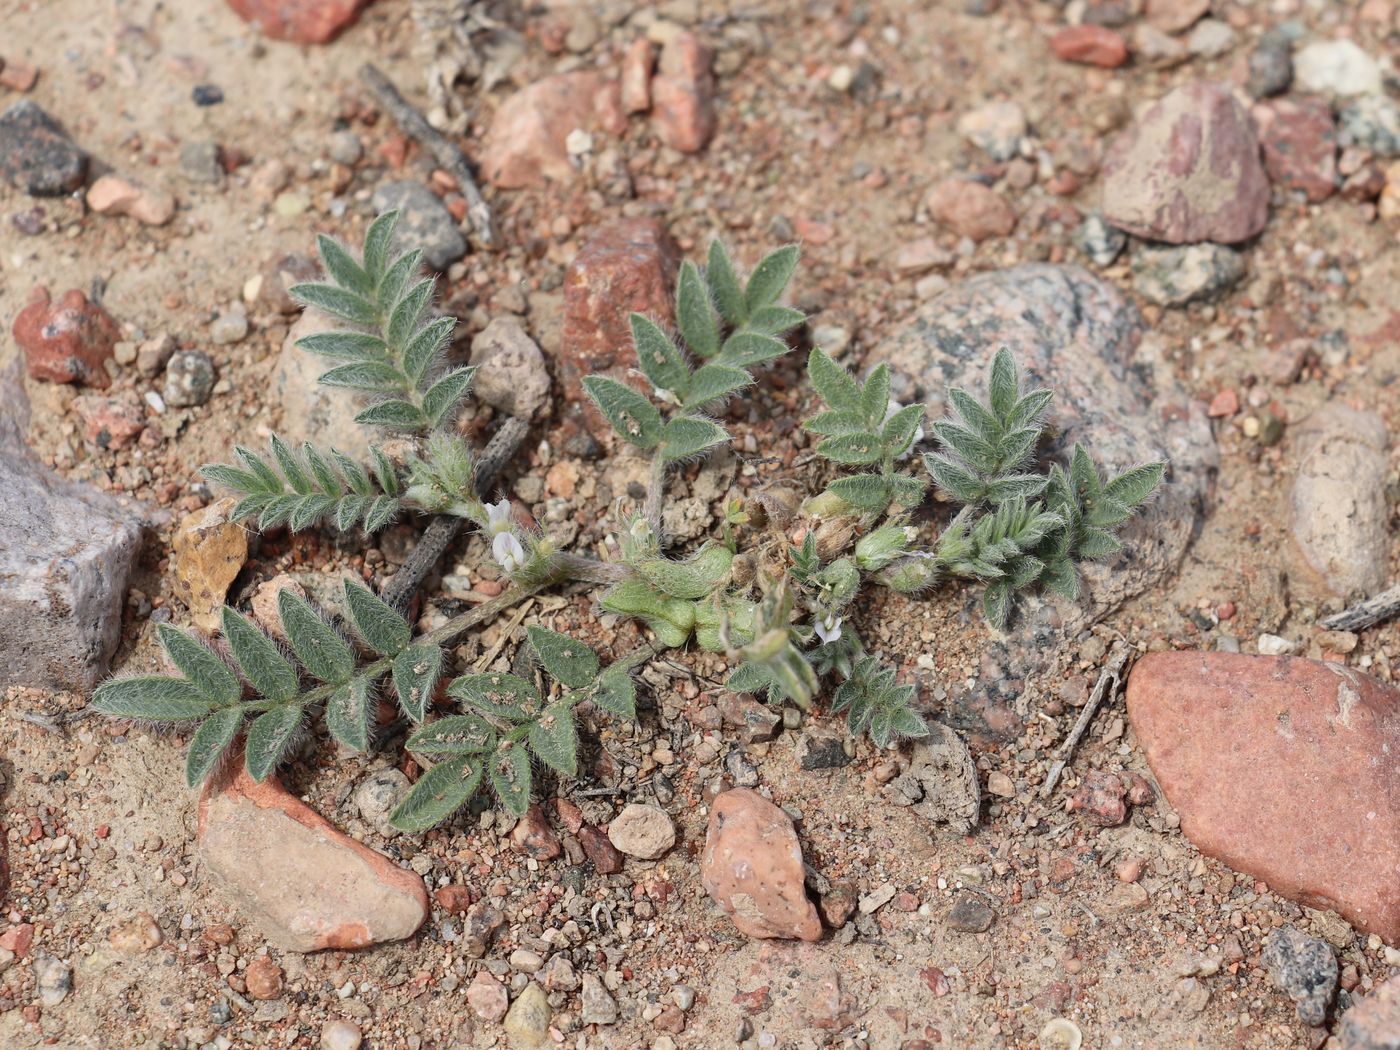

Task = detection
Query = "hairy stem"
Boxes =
[644,453,667,542]
[552,552,632,585]
[381,415,531,611]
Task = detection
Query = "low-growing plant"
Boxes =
[93,211,1163,830]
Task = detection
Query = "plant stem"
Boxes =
[552,552,631,584]
[644,453,667,541]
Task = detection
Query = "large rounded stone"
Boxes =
[1127,653,1400,944]
[866,264,1216,739]
[1101,81,1270,244]
[273,308,378,460]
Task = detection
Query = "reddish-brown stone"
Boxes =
[559,217,681,440]
[1050,25,1129,68]
[509,803,562,861]
[621,38,655,115]
[1068,770,1128,826]
[651,31,716,152]
[579,823,625,875]
[479,72,624,189]
[13,287,119,388]
[198,760,430,952]
[701,788,821,941]
[1101,81,1270,244]
[1254,95,1338,203]
[434,884,473,913]
[224,0,371,44]
[73,394,145,451]
[1127,652,1400,943]
[924,178,1017,242]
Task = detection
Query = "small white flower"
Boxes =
[883,400,925,460]
[814,612,843,645]
[485,499,513,536]
[493,531,526,573]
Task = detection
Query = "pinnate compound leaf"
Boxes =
[389,756,483,832]
[221,607,299,703]
[244,705,303,783]
[393,644,444,723]
[343,581,412,656]
[278,590,354,684]
[93,677,213,722]
[526,626,599,689]
[185,708,243,787]
[157,624,242,705]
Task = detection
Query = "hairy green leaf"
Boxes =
[631,314,690,396]
[706,239,746,326]
[157,625,242,705]
[661,414,729,463]
[676,260,720,359]
[745,243,799,313]
[363,210,399,283]
[421,367,476,427]
[827,473,892,511]
[317,361,405,392]
[402,315,455,385]
[393,644,443,723]
[289,283,378,326]
[92,676,213,722]
[808,347,861,412]
[816,432,884,466]
[354,399,425,430]
[718,330,788,368]
[343,581,412,656]
[317,234,375,298]
[527,626,599,689]
[529,701,578,776]
[297,331,388,361]
[326,676,373,752]
[490,745,533,818]
[186,707,243,787]
[581,376,662,449]
[390,755,483,832]
[221,608,299,703]
[448,672,540,722]
[685,363,751,408]
[586,669,636,719]
[279,590,354,683]
[244,704,302,783]
[406,714,496,755]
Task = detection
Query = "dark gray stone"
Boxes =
[1076,213,1126,267]
[0,101,88,196]
[866,265,1217,740]
[370,181,467,273]
[946,892,994,933]
[0,365,143,691]
[163,349,216,407]
[1247,29,1295,99]
[1339,95,1400,158]
[795,733,851,771]
[1263,925,1337,1027]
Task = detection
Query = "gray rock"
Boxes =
[1187,19,1236,58]
[866,265,1216,740]
[795,732,851,770]
[274,309,377,459]
[1076,213,1126,267]
[1294,40,1382,98]
[1247,39,1293,99]
[1131,243,1246,306]
[327,131,364,167]
[0,368,143,691]
[946,893,994,933]
[580,973,618,1025]
[0,101,88,196]
[1339,95,1400,158]
[370,181,467,272]
[1288,405,1389,602]
[163,349,217,407]
[32,952,71,1006]
[354,769,411,836]
[956,100,1027,162]
[469,317,552,418]
[607,803,675,860]
[1263,925,1337,1026]
[179,140,223,184]
[886,721,981,832]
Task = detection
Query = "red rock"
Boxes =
[1050,25,1129,68]
[701,788,821,941]
[621,38,654,114]
[1101,81,1270,244]
[921,966,951,997]
[87,173,176,226]
[467,970,509,1022]
[0,923,34,955]
[73,394,145,450]
[434,884,473,913]
[1254,96,1338,203]
[245,955,284,1000]
[579,823,625,874]
[1207,388,1239,417]
[651,31,716,152]
[480,72,622,189]
[198,760,430,952]
[551,797,584,835]
[1339,973,1400,1049]
[924,178,1017,242]
[559,217,681,438]
[223,0,370,45]
[0,59,39,92]
[509,803,562,860]
[13,287,119,388]
[1068,770,1128,826]
[1127,652,1400,943]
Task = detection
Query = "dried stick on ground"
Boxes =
[1041,644,1132,798]
[379,414,530,611]
[358,62,497,250]
[1320,583,1400,632]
